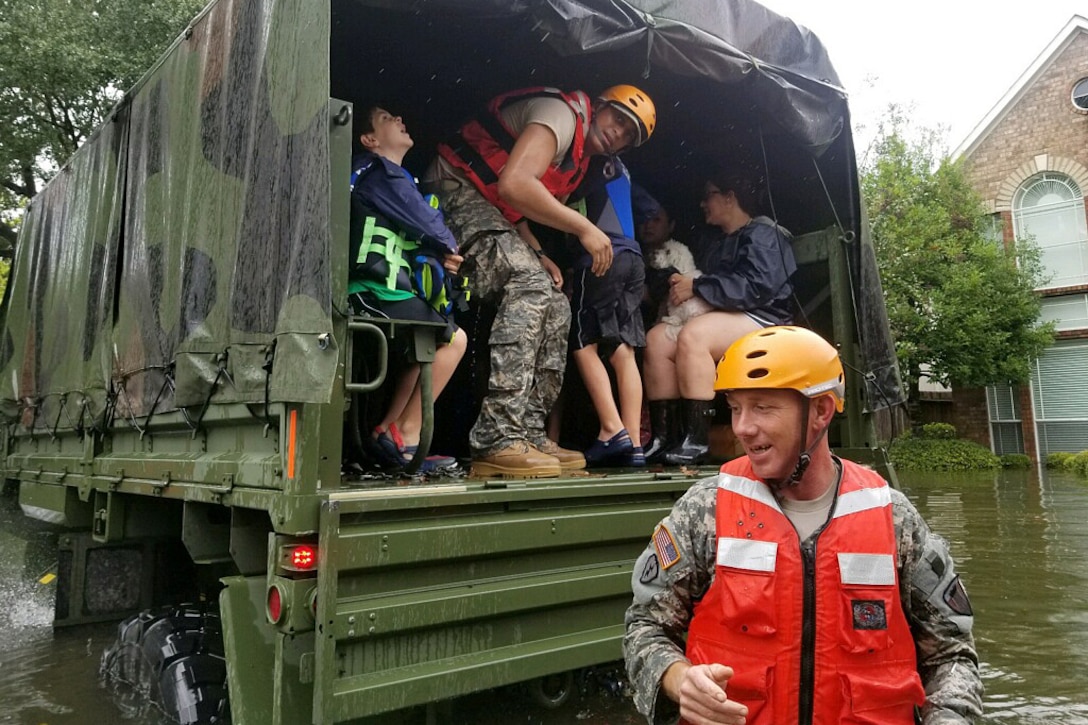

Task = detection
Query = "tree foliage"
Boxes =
[0,0,207,252]
[861,106,1055,403]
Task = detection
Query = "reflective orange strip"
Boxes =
[287,409,298,479]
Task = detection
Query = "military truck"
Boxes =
[0,0,905,722]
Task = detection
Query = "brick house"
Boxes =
[949,15,1088,461]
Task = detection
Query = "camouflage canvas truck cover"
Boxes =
[0,0,906,723]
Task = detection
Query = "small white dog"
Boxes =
[647,240,714,342]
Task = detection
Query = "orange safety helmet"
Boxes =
[599,84,656,146]
[715,326,845,413]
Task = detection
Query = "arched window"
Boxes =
[1012,172,1088,289]
[1073,77,1088,111]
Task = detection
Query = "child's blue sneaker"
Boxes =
[372,425,407,468]
[403,445,458,473]
[585,429,634,466]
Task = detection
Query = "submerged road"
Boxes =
[3,468,1088,724]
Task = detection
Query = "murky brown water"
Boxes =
[2,468,1087,724]
[898,469,1088,724]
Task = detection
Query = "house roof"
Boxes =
[952,14,1088,161]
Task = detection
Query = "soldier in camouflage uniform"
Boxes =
[425,85,657,477]
[438,186,572,461]
[624,326,983,724]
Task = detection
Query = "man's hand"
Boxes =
[442,253,464,274]
[663,662,748,725]
[540,254,563,288]
[513,220,562,287]
[668,273,695,306]
[579,225,614,277]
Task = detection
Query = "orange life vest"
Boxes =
[683,457,925,725]
[437,87,593,223]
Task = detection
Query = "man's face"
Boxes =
[638,207,674,247]
[726,388,804,482]
[587,104,639,155]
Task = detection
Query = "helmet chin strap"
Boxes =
[783,426,828,488]
[767,398,828,491]
[601,155,616,178]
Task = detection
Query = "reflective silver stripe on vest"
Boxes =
[717,537,778,572]
[838,552,896,586]
[831,484,891,519]
[716,473,781,512]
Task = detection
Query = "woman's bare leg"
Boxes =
[674,311,761,400]
[643,323,680,401]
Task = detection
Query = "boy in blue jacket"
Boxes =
[349,105,467,471]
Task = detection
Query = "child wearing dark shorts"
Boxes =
[568,158,657,466]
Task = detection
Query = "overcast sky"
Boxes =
[758,0,1086,154]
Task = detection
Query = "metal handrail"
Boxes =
[345,320,388,393]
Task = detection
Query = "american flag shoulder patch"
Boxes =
[653,524,681,569]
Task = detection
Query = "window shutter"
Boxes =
[986,385,1019,421]
[1031,341,1088,454]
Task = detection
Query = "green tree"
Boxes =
[0,258,9,301]
[0,0,206,253]
[861,106,1055,406]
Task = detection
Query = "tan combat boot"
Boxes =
[532,438,587,471]
[470,441,561,479]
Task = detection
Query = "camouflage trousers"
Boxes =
[437,184,571,456]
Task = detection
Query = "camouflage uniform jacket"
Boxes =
[623,464,984,724]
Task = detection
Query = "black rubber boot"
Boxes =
[664,399,714,466]
[644,399,680,463]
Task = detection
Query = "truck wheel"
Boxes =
[101,604,230,724]
[527,670,575,709]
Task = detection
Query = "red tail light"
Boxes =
[267,584,285,624]
[279,543,318,572]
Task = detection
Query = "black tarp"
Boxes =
[496,0,844,149]
[344,0,845,152]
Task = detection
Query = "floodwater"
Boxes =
[2,468,1087,724]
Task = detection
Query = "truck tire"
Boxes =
[101,604,230,724]
[527,670,575,709]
